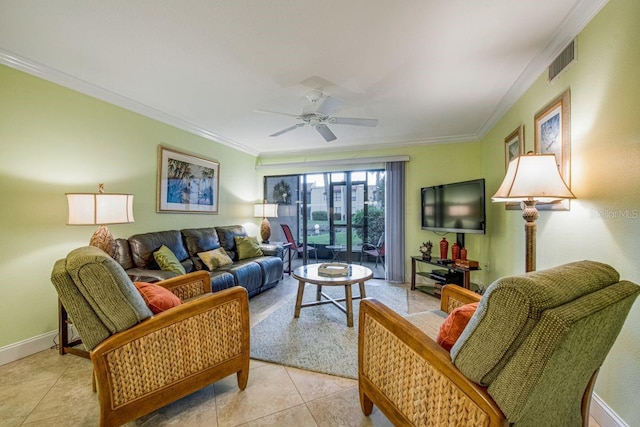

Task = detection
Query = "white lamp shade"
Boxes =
[253,203,278,218]
[492,154,575,203]
[67,193,135,225]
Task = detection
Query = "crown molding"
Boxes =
[0,49,259,156]
[477,0,610,137]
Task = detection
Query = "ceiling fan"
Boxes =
[256,90,378,142]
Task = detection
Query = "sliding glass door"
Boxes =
[264,169,386,278]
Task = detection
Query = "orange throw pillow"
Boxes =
[134,282,182,314]
[437,302,479,352]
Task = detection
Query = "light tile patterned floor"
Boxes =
[0,274,601,426]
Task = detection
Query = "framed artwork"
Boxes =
[504,125,524,170]
[534,89,571,210]
[157,146,220,213]
[504,125,524,210]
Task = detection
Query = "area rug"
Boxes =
[250,282,446,379]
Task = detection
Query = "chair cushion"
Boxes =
[134,282,182,314]
[64,246,153,334]
[198,247,233,271]
[51,259,111,350]
[437,302,478,351]
[154,245,186,275]
[235,236,264,260]
[488,280,640,424]
[451,260,620,386]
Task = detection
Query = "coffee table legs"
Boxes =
[294,279,306,319]
[294,280,368,327]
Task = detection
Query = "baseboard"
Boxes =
[0,330,58,366]
[591,393,629,427]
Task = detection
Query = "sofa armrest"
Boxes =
[91,286,249,427]
[358,298,506,427]
[155,271,211,300]
[441,284,482,313]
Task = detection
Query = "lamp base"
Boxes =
[260,218,271,244]
[522,200,539,273]
[89,225,116,258]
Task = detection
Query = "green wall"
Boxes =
[0,65,261,347]
[479,0,640,423]
[1,0,638,422]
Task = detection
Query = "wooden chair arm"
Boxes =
[155,270,212,300]
[358,298,506,427]
[91,286,249,427]
[441,284,482,313]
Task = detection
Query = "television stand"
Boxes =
[410,256,479,298]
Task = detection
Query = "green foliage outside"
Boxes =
[311,211,328,221]
[352,206,385,245]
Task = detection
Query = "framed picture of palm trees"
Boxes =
[157,146,220,213]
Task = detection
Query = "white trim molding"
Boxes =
[0,330,58,366]
[591,393,629,427]
[255,155,410,170]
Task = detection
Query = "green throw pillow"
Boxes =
[235,236,264,260]
[198,247,233,271]
[153,245,186,275]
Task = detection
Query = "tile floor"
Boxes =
[0,274,600,426]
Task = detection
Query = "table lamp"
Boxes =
[66,184,134,258]
[492,154,575,272]
[254,201,278,243]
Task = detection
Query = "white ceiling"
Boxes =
[0,1,607,157]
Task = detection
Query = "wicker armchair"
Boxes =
[51,246,250,427]
[359,261,640,427]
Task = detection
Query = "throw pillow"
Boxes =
[437,302,479,352]
[198,247,233,271]
[235,235,264,260]
[153,245,186,275]
[134,282,182,314]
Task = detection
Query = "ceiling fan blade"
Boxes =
[269,123,305,137]
[315,124,337,142]
[331,117,379,127]
[254,109,300,119]
[317,96,343,116]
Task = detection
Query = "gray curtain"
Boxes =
[385,161,406,283]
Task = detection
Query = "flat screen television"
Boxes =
[421,178,486,235]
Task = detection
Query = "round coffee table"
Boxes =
[292,263,373,327]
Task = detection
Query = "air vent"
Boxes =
[549,40,576,82]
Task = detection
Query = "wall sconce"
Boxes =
[253,201,279,243]
[492,154,575,272]
[66,184,134,257]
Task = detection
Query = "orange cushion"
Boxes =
[134,282,182,314]
[437,302,479,352]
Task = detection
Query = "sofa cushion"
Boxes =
[114,238,134,270]
[235,236,264,260]
[215,225,247,261]
[128,230,190,269]
[451,260,620,386]
[64,246,153,334]
[154,245,186,275]
[251,256,284,287]
[181,227,221,270]
[217,260,262,296]
[437,302,479,352]
[134,281,182,314]
[198,247,233,271]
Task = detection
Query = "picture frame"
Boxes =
[157,146,220,214]
[504,125,524,210]
[534,89,571,210]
